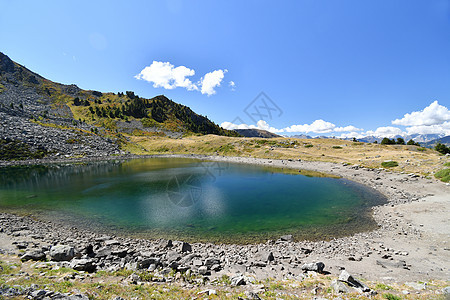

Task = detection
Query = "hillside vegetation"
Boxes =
[125,135,449,176]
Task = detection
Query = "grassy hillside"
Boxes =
[125,135,449,176]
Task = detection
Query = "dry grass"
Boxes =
[125,135,447,176]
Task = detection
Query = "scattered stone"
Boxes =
[181,242,191,253]
[338,270,370,292]
[49,245,77,261]
[20,250,46,262]
[231,275,246,286]
[331,279,349,293]
[280,234,293,242]
[198,266,208,275]
[70,258,96,273]
[301,262,325,273]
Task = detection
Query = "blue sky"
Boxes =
[1,0,449,137]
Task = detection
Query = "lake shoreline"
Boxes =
[1,154,449,286]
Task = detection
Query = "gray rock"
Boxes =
[280,234,293,242]
[198,266,209,275]
[338,270,370,292]
[204,257,220,267]
[231,275,246,286]
[49,245,76,261]
[331,279,349,293]
[70,258,96,273]
[20,250,46,262]
[181,242,192,252]
[301,262,325,273]
[244,290,261,299]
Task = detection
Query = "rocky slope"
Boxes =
[0,52,122,159]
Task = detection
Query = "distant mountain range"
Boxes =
[283,133,450,147]
[234,129,281,138]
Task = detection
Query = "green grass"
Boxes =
[381,161,399,168]
[444,162,450,167]
[383,293,402,300]
[434,168,450,182]
[376,283,393,290]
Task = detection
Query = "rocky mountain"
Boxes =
[421,135,450,147]
[234,128,281,138]
[0,52,237,160]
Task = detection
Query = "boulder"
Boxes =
[70,258,96,273]
[338,270,370,292]
[181,242,192,253]
[198,266,209,275]
[301,262,325,273]
[280,234,293,242]
[49,245,77,261]
[231,275,246,286]
[331,279,349,293]
[20,250,46,262]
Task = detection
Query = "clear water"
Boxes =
[0,158,386,243]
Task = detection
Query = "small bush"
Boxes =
[304,144,313,148]
[435,169,450,182]
[381,161,398,168]
[383,293,401,300]
[332,146,342,149]
[435,142,450,155]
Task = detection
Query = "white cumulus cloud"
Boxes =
[392,100,450,126]
[135,62,229,96]
[135,61,198,90]
[283,119,336,133]
[334,125,363,132]
[338,132,366,139]
[200,69,227,96]
[365,126,404,138]
[405,121,450,135]
[220,120,284,133]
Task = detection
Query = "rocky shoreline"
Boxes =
[0,155,449,299]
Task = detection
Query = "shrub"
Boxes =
[332,146,342,149]
[435,142,450,155]
[304,144,313,148]
[383,293,401,300]
[407,139,420,146]
[381,161,398,168]
[434,169,450,182]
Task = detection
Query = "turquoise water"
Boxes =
[0,158,386,242]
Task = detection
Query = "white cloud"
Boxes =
[200,69,227,96]
[229,81,236,91]
[338,132,366,139]
[334,125,363,132]
[220,120,284,133]
[135,61,198,91]
[392,101,450,126]
[135,62,229,96]
[284,119,336,133]
[365,126,404,138]
[405,121,450,135]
